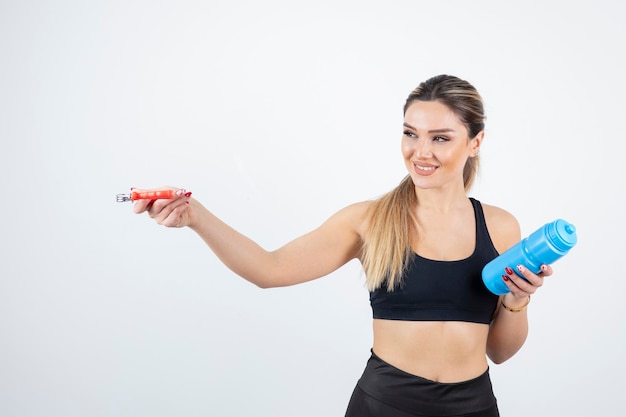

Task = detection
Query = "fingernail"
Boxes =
[184,191,192,197]
[505,267,514,275]
[130,187,136,191]
[541,265,548,272]
[517,265,524,273]
[502,274,509,281]
[175,189,186,196]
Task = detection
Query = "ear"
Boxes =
[470,130,484,157]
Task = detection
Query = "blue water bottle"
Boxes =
[482,219,578,295]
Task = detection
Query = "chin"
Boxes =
[409,176,439,190]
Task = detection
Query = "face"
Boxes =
[401,100,482,191]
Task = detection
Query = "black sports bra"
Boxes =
[369,198,500,324]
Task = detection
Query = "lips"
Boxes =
[414,162,438,176]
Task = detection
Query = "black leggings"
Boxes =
[345,351,500,417]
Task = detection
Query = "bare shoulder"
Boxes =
[480,202,521,253]
[339,200,374,216]
[330,200,374,234]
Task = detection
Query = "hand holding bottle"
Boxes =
[482,219,578,295]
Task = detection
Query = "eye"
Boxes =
[403,130,417,138]
[433,136,449,142]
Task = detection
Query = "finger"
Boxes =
[538,264,553,277]
[146,193,188,218]
[516,264,544,287]
[160,203,190,227]
[133,198,152,213]
[507,265,543,294]
[153,198,190,225]
[501,273,529,298]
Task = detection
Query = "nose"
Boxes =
[413,139,433,158]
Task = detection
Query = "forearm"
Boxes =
[187,199,278,287]
[486,294,530,364]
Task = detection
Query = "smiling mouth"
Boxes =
[415,163,437,171]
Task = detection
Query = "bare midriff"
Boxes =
[372,319,490,383]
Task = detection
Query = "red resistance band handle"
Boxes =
[130,190,176,200]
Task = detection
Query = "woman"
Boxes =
[133,74,550,416]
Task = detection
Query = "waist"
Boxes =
[372,319,490,382]
[357,350,497,415]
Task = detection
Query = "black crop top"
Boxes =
[369,198,500,324]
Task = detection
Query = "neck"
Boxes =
[413,185,469,213]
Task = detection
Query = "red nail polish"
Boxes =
[502,274,509,281]
[505,267,514,275]
[184,191,192,197]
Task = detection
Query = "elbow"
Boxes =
[241,253,290,289]
[244,275,273,289]
[255,279,293,289]
[486,348,502,364]
[254,280,276,289]
[487,353,508,365]
[231,266,284,289]
[249,273,288,289]
[487,345,522,365]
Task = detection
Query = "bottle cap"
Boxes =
[548,219,577,252]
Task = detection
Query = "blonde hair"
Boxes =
[362,75,485,291]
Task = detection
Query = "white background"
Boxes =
[1,0,624,416]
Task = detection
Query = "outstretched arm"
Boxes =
[133,188,368,288]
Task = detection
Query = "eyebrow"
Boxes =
[403,123,456,134]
